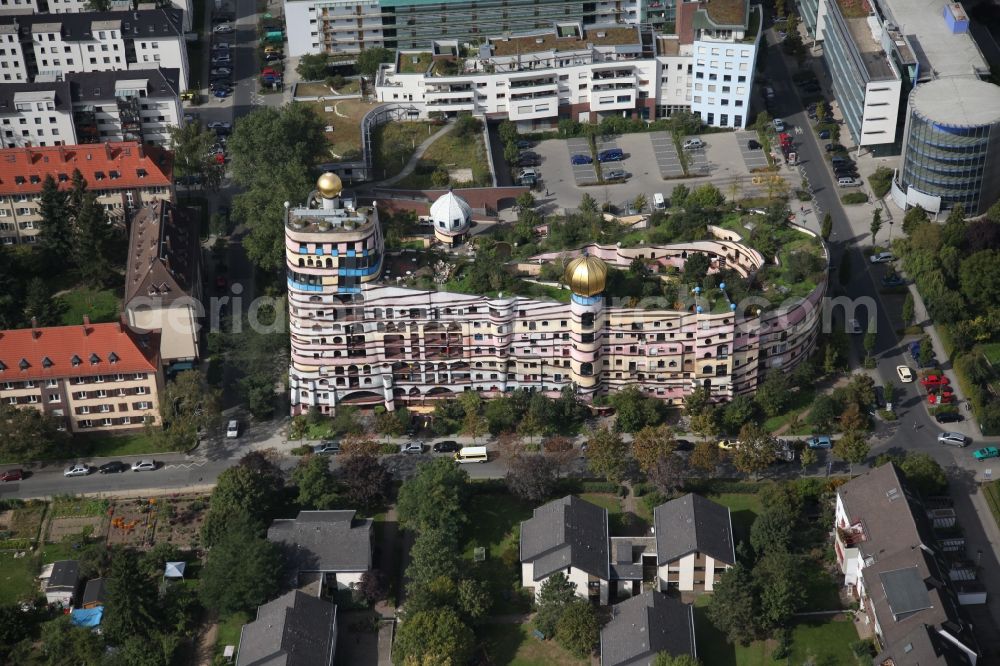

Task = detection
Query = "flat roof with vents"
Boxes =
[880,567,932,620]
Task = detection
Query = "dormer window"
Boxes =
[58,173,69,182]
[29,175,40,184]
[42,356,52,368]
[0,361,5,371]
[89,353,100,364]
[94,171,105,180]
[71,355,82,366]
[18,358,29,370]
[108,352,119,363]
[14,176,24,185]
[109,170,120,180]
[136,168,147,178]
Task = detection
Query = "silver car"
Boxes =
[63,463,91,477]
[131,459,157,472]
[937,432,968,448]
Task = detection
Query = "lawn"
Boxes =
[980,342,1000,366]
[216,611,249,659]
[706,493,762,545]
[296,82,335,97]
[394,127,492,189]
[983,480,1000,531]
[694,597,858,665]
[462,492,534,614]
[762,386,817,433]
[579,493,622,515]
[77,432,167,458]
[57,286,120,325]
[304,98,380,162]
[478,623,589,666]
[0,503,47,550]
[0,552,39,605]
[370,121,436,181]
[49,497,110,519]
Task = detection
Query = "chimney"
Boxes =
[31,317,40,339]
[105,142,113,161]
[137,142,145,159]
[82,315,91,335]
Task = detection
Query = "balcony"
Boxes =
[507,95,559,121]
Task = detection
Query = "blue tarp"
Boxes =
[71,607,103,628]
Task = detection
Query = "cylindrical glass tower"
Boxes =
[898,78,1000,215]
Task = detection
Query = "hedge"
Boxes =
[581,481,623,494]
[841,192,869,205]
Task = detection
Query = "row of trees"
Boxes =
[429,386,588,439]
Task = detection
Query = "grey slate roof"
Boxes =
[235,590,337,666]
[874,625,976,666]
[519,495,610,581]
[81,578,107,606]
[0,8,183,40]
[125,200,200,306]
[267,510,373,574]
[47,560,80,592]
[0,80,72,113]
[600,592,696,666]
[68,68,180,103]
[653,494,734,565]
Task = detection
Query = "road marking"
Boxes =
[162,461,208,470]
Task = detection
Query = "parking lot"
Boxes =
[566,137,599,185]
[649,132,684,178]
[735,130,771,171]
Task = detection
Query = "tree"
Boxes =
[407,528,461,588]
[687,183,725,209]
[0,401,70,463]
[754,552,806,631]
[37,174,72,266]
[815,100,827,124]
[353,570,387,606]
[72,191,117,286]
[708,564,760,645]
[807,394,838,430]
[506,454,559,501]
[754,372,790,417]
[374,406,411,437]
[870,208,883,244]
[535,572,577,637]
[648,453,685,495]
[670,184,690,209]
[863,328,877,360]
[722,395,759,434]
[898,453,947,496]
[683,253,711,281]
[684,386,711,417]
[102,548,156,644]
[579,193,598,214]
[845,373,877,412]
[959,250,1000,310]
[690,410,719,445]
[357,47,395,77]
[201,452,285,547]
[585,425,629,483]
[902,205,929,235]
[732,423,775,480]
[833,431,870,473]
[397,458,469,535]
[631,425,677,475]
[609,386,666,432]
[23,276,63,327]
[750,505,796,557]
[632,193,648,213]
[155,370,221,452]
[821,212,832,240]
[200,512,282,616]
[839,402,869,433]
[690,439,721,474]
[456,578,492,620]
[392,609,474,666]
[40,616,105,666]
[654,654,702,666]
[556,600,599,659]
[291,455,338,509]
[296,53,330,80]
[0,604,41,660]
[342,454,391,508]
[168,123,224,196]
[800,446,817,470]
[84,0,111,9]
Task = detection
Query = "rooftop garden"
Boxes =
[397,51,433,74]
[301,98,380,162]
[379,183,827,312]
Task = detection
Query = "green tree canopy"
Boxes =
[0,401,70,463]
[199,511,282,616]
[168,123,224,194]
[556,600,599,659]
[754,372,790,417]
[102,548,156,645]
[397,458,470,535]
[959,250,1000,310]
[155,370,221,452]
[586,425,629,483]
[391,608,474,666]
[609,386,666,432]
[357,47,394,77]
[291,455,338,509]
[201,452,286,547]
[296,53,330,80]
[708,563,760,645]
[535,572,578,637]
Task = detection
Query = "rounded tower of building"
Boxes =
[429,190,472,247]
[565,253,607,397]
[896,78,1000,215]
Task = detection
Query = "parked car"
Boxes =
[518,153,540,167]
[604,169,629,182]
[896,365,915,383]
[807,436,832,449]
[935,411,963,424]
[848,318,863,334]
[598,148,624,162]
[974,447,999,461]
[226,420,239,438]
[433,440,461,453]
[516,140,533,149]
[682,138,704,149]
[208,121,232,131]
[401,442,424,454]
[0,469,23,482]
[210,67,232,76]
[98,461,128,474]
[747,139,761,150]
[818,130,831,139]
[928,391,954,405]
[213,88,231,98]
[937,432,968,447]
[881,274,905,287]
[570,154,593,165]
[131,459,157,472]
[518,169,538,186]
[314,441,341,454]
[64,463,91,477]
[265,53,283,62]
[870,252,895,264]
[774,440,796,463]
[773,118,785,132]
[213,23,234,33]
[920,374,951,388]
[717,439,739,450]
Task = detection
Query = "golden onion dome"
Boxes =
[317,172,343,199]
[564,254,608,297]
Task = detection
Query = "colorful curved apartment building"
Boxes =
[287,175,826,415]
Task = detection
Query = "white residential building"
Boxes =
[0,80,75,147]
[0,23,28,81]
[0,8,188,89]
[377,11,760,129]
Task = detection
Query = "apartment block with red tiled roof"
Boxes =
[0,142,174,246]
[0,317,163,433]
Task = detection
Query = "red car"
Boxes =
[261,67,278,78]
[0,469,23,482]
[920,374,950,388]
[928,392,954,405]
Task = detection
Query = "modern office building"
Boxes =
[809,0,989,151]
[285,173,825,415]
[0,68,182,148]
[0,318,163,433]
[891,77,1000,216]
[0,140,174,245]
[376,7,760,129]
[283,0,642,57]
[0,8,188,89]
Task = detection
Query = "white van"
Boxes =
[454,446,489,463]
[838,176,860,187]
[653,192,666,210]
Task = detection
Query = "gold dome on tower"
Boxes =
[564,254,607,297]
[317,172,343,199]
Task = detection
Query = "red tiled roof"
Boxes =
[0,320,159,381]
[0,142,173,196]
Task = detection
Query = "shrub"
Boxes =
[581,481,620,494]
[290,444,312,456]
[868,166,893,198]
[841,192,869,205]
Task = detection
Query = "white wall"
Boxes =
[0,31,29,82]
[526,567,594,602]
[335,570,364,591]
[690,39,758,129]
[285,0,318,58]
[0,107,77,148]
[131,37,188,89]
[32,27,127,79]
[860,79,901,146]
[655,54,694,108]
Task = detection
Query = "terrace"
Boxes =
[286,206,376,233]
[843,15,895,80]
[397,51,433,74]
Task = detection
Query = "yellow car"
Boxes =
[717,439,740,450]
